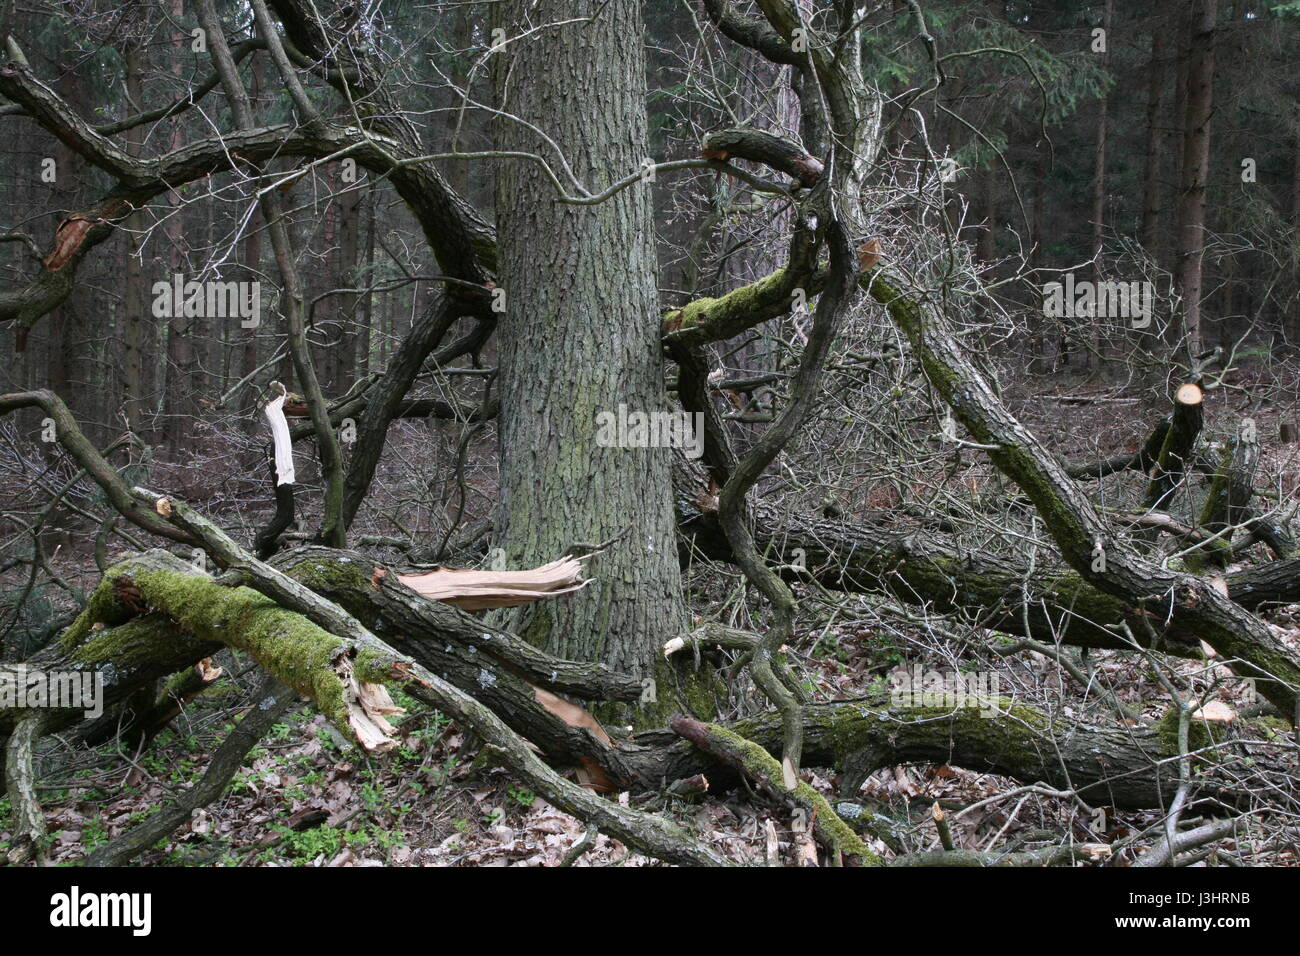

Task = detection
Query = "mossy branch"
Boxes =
[861,269,1300,718]
[671,714,882,865]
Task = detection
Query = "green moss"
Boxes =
[285,556,373,596]
[70,561,366,734]
[1152,706,1214,754]
[696,721,881,865]
[617,655,724,729]
[60,564,137,652]
[71,616,195,673]
[664,267,800,339]
[1250,715,1292,740]
[677,660,725,721]
[353,645,402,684]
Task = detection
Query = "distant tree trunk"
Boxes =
[241,209,262,412]
[441,2,473,199]
[161,0,191,454]
[1139,27,1169,255]
[318,165,340,395]
[1292,112,1300,230]
[977,171,996,266]
[358,186,377,378]
[120,48,148,434]
[492,0,691,724]
[336,182,362,394]
[1088,0,1114,372]
[1030,146,1050,372]
[240,56,263,431]
[1175,0,1217,355]
[45,71,90,444]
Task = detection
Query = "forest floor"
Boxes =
[4,360,1300,865]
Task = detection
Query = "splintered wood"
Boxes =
[396,555,591,611]
[336,655,405,754]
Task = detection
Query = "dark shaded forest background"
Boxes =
[4,1,1298,495]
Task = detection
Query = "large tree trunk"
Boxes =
[491,0,690,722]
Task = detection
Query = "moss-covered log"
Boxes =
[670,714,882,865]
[0,613,219,739]
[56,549,405,752]
[8,547,729,865]
[645,697,1210,811]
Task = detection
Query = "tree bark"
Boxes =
[1175,0,1217,353]
[491,0,689,723]
[1140,26,1169,255]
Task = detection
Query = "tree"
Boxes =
[491,0,689,722]
[1174,0,1218,354]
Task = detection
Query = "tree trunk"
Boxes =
[491,0,691,722]
[1139,26,1169,255]
[1175,0,1217,354]
[1087,0,1114,371]
[120,47,148,434]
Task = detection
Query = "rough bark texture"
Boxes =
[647,699,1195,812]
[491,0,689,721]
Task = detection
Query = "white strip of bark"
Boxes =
[264,394,296,486]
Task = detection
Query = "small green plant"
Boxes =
[83,818,109,852]
[274,824,346,862]
[508,786,536,809]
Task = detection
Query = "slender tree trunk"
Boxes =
[1087,0,1114,372]
[335,180,362,394]
[1290,108,1300,345]
[119,48,147,433]
[161,0,191,453]
[358,186,377,378]
[240,55,264,429]
[492,0,690,723]
[1139,27,1169,255]
[1175,0,1217,355]
[1030,146,1050,372]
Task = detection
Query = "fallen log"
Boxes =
[863,269,1300,716]
[646,698,1208,812]
[18,544,728,865]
